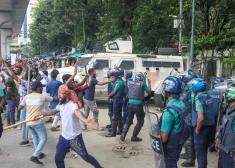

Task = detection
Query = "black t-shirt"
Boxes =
[6,79,18,100]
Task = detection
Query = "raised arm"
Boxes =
[4,62,19,82]
[65,66,77,86]
[42,109,59,117]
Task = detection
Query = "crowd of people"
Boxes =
[0,57,234,168]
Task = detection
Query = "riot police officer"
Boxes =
[123,71,133,124]
[106,69,115,129]
[106,68,125,137]
[208,77,224,152]
[190,78,215,168]
[120,73,151,142]
[179,70,197,167]
[160,76,185,168]
[216,88,235,168]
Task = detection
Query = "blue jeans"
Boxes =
[6,99,17,124]
[20,107,27,142]
[55,134,102,168]
[28,123,47,157]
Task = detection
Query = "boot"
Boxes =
[106,116,112,128]
[131,127,142,142]
[116,120,123,135]
[105,121,117,137]
[181,145,195,167]
[120,124,130,142]
[180,153,187,159]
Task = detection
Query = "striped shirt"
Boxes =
[20,92,53,125]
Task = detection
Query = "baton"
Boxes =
[4,115,43,130]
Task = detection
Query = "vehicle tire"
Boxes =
[158,48,179,55]
[154,93,165,108]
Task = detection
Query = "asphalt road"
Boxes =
[0,100,217,168]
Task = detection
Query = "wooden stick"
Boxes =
[4,115,44,130]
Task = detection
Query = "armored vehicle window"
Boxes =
[153,61,162,67]
[119,60,134,69]
[108,42,119,50]
[172,62,181,68]
[96,60,109,69]
[162,62,172,67]
[142,61,152,67]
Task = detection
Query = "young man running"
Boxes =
[35,85,103,168]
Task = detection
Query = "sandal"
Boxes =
[66,153,78,159]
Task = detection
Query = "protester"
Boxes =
[83,68,114,130]
[18,81,58,164]
[35,85,103,168]
[46,69,63,131]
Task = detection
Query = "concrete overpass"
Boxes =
[0,0,29,59]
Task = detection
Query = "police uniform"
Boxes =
[160,98,185,168]
[218,106,235,168]
[121,80,148,141]
[123,78,132,123]
[111,78,124,134]
[207,88,222,150]
[108,81,114,123]
[193,91,215,168]
[180,89,196,166]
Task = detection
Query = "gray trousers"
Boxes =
[83,97,99,124]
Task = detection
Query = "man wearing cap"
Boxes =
[18,81,58,164]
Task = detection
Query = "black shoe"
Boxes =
[131,136,142,141]
[120,132,126,142]
[17,141,30,147]
[180,153,187,159]
[106,124,111,129]
[38,153,45,159]
[105,132,116,137]
[30,156,43,164]
[116,130,122,135]
[181,160,195,167]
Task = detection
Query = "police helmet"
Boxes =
[213,78,224,88]
[125,71,133,79]
[226,88,235,102]
[135,73,145,81]
[163,76,182,94]
[109,69,117,78]
[115,67,124,78]
[190,78,207,93]
[179,70,197,86]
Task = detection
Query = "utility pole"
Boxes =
[189,0,195,70]
[179,0,183,56]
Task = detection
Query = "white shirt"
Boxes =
[56,101,82,140]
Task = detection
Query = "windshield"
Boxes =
[76,57,91,67]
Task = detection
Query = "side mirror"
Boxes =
[93,61,99,69]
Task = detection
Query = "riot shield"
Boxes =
[144,105,165,168]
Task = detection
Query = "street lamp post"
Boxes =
[189,0,195,70]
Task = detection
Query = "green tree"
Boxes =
[20,44,35,58]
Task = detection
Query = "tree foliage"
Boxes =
[29,0,235,64]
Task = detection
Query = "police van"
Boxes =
[50,36,187,108]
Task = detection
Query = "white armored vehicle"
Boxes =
[51,36,187,108]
